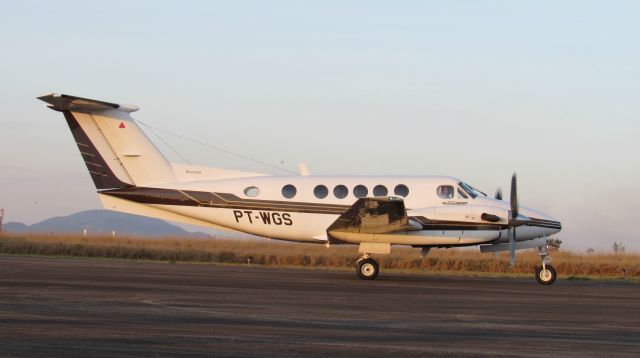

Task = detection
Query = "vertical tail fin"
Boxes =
[38,94,176,190]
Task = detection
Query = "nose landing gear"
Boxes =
[535,245,557,285]
[356,254,379,280]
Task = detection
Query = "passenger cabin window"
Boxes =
[437,185,454,199]
[373,185,388,196]
[314,185,328,199]
[282,184,297,199]
[353,185,368,198]
[334,185,348,199]
[244,186,259,197]
[394,184,409,197]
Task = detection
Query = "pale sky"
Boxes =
[1,1,638,251]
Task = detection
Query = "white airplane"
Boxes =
[39,93,562,284]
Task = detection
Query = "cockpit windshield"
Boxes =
[458,182,487,199]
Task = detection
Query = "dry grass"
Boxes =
[0,232,637,279]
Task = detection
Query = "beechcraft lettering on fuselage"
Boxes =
[39,93,562,284]
[442,201,468,205]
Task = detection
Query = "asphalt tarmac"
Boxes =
[1,256,639,357]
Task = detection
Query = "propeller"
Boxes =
[495,188,503,200]
[508,173,519,266]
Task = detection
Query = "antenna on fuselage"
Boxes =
[136,120,298,175]
[298,162,311,176]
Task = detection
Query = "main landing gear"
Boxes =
[535,245,557,285]
[356,254,379,280]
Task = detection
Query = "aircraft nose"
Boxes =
[531,217,562,236]
[527,214,562,236]
[518,207,562,236]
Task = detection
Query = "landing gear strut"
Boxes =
[356,254,379,280]
[535,245,556,285]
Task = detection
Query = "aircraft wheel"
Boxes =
[535,265,557,285]
[356,258,379,280]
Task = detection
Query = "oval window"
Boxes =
[353,185,368,198]
[333,185,348,199]
[437,185,455,199]
[282,184,297,199]
[244,186,259,197]
[373,185,388,197]
[314,185,328,199]
[394,184,409,197]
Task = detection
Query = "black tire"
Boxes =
[356,258,379,280]
[535,265,557,285]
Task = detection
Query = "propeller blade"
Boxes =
[509,227,516,266]
[495,188,502,200]
[510,173,519,219]
[508,173,519,266]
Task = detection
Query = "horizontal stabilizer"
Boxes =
[38,93,138,113]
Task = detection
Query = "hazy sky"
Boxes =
[1,1,638,251]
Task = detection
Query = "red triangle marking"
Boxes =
[119,122,126,129]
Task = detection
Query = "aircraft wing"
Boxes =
[327,197,420,242]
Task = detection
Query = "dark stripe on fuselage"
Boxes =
[412,216,561,231]
[100,187,351,214]
[412,216,507,231]
[528,217,562,229]
[100,187,561,231]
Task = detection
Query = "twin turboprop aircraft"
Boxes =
[39,93,562,285]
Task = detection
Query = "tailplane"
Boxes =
[38,94,176,190]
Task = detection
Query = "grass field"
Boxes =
[0,233,637,280]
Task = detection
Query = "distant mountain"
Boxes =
[3,210,208,237]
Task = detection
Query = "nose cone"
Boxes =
[519,206,562,237]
